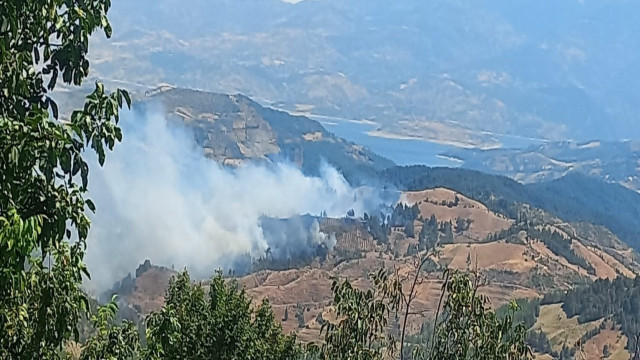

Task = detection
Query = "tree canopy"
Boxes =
[1,0,129,357]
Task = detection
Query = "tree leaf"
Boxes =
[86,199,95,212]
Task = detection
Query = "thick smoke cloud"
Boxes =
[84,107,388,291]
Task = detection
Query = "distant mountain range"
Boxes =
[444,140,640,191]
[88,0,640,147]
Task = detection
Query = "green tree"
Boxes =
[296,304,306,329]
[313,268,402,360]
[145,271,301,360]
[411,271,532,360]
[0,0,130,358]
[314,265,532,360]
[78,296,140,360]
[441,221,454,244]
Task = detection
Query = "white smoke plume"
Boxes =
[84,107,387,291]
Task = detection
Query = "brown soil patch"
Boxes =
[439,242,535,272]
[124,266,176,314]
[582,328,630,360]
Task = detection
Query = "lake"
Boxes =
[317,118,540,167]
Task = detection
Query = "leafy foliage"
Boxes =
[496,298,552,355]
[496,298,540,331]
[410,271,532,360]
[144,271,301,360]
[312,268,401,360]
[79,296,140,360]
[0,0,129,358]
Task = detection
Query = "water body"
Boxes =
[319,119,460,167]
[318,118,541,167]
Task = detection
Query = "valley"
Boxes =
[102,121,640,356]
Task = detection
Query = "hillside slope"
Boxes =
[137,87,394,181]
[380,166,640,252]
[107,186,639,347]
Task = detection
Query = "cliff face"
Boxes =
[140,87,394,180]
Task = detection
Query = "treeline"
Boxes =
[495,298,553,355]
[405,214,456,256]
[482,216,594,275]
[390,203,420,238]
[543,276,640,353]
[528,228,595,275]
[378,166,640,251]
[364,212,391,244]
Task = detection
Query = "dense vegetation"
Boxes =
[401,271,531,360]
[379,166,640,250]
[495,299,555,356]
[0,0,131,358]
[145,271,301,359]
[364,212,391,244]
[390,203,420,237]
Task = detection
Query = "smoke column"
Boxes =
[84,107,388,291]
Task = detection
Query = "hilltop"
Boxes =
[137,87,394,181]
[380,166,640,253]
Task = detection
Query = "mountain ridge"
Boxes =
[136,86,395,181]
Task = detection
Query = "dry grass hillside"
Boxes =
[108,187,640,346]
[400,188,513,242]
[582,328,631,360]
[397,188,635,288]
[107,265,177,315]
[532,304,632,360]
[533,304,602,352]
[237,258,539,342]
